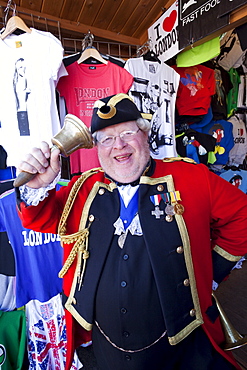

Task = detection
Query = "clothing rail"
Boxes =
[62,37,139,59]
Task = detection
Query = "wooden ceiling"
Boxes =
[0,0,175,46]
[0,0,246,55]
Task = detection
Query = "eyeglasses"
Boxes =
[97,128,140,147]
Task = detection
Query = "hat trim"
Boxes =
[93,100,105,109]
[141,113,152,120]
[107,93,134,107]
[97,105,117,119]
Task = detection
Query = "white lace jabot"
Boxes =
[19,172,61,206]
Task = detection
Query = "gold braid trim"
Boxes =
[58,168,102,281]
[58,229,89,279]
[162,157,197,164]
[58,168,101,236]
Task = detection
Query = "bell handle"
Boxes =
[13,171,36,187]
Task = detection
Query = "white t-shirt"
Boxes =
[125,57,180,159]
[0,28,65,166]
[228,115,247,166]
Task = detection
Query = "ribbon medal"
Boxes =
[150,190,184,222]
[160,192,174,222]
[150,194,164,219]
[170,191,184,215]
[161,193,175,216]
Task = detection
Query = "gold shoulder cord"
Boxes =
[58,169,101,279]
[162,157,197,164]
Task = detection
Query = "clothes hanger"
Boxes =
[77,46,108,65]
[0,1,31,40]
[1,16,31,39]
[142,50,161,64]
[77,30,108,65]
[136,39,161,64]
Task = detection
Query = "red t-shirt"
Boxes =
[172,64,215,116]
[57,61,133,173]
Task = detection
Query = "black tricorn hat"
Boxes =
[91,93,149,134]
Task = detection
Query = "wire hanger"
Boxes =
[137,39,161,64]
[77,30,108,65]
[0,0,31,40]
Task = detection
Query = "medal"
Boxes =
[151,205,164,219]
[174,203,185,215]
[165,203,175,215]
[150,195,164,219]
[170,190,184,215]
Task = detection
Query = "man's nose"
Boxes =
[113,136,126,148]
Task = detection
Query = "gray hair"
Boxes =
[136,117,151,132]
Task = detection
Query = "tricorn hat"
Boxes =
[91,93,150,134]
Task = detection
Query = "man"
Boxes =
[17,93,247,370]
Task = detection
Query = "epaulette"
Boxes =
[78,167,103,179]
[162,157,197,164]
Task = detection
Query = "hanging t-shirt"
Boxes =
[125,57,180,159]
[0,181,15,277]
[0,274,16,311]
[0,310,26,370]
[0,146,7,169]
[202,61,233,121]
[63,52,126,68]
[172,64,215,116]
[176,129,216,165]
[25,294,82,370]
[237,74,247,107]
[200,119,234,165]
[0,28,65,167]
[0,188,63,308]
[57,61,133,173]
[220,169,247,194]
[227,68,241,117]
[216,24,247,72]
[227,115,247,166]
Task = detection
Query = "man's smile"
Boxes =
[114,153,132,162]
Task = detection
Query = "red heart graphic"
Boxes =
[163,10,177,33]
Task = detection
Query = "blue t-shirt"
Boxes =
[200,119,234,165]
[0,188,63,307]
[220,169,247,194]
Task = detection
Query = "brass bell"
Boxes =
[13,114,94,187]
[51,113,93,156]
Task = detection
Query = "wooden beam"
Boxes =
[0,1,141,45]
[230,4,247,26]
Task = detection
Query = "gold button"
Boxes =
[176,246,184,254]
[89,214,95,222]
[183,278,190,287]
[157,185,164,192]
[98,188,105,195]
[190,309,196,317]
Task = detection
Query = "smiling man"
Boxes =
[17,93,247,370]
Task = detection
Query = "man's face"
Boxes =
[96,121,150,183]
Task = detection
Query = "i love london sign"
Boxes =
[148,1,181,63]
